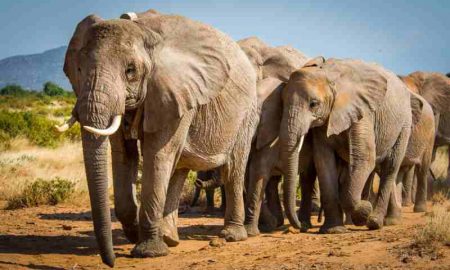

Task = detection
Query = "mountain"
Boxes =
[0,46,71,90]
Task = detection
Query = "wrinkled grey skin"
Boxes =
[362,92,435,224]
[64,10,258,266]
[400,72,450,196]
[280,57,413,233]
[235,37,316,235]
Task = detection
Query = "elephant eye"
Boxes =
[125,64,137,81]
[309,99,320,109]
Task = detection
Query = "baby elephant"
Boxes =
[191,169,226,212]
[280,57,418,233]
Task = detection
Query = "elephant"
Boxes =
[400,72,450,195]
[58,9,258,266]
[191,169,225,213]
[234,37,317,235]
[280,57,418,233]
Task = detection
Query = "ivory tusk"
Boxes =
[297,135,305,154]
[54,116,77,132]
[83,115,122,136]
[120,12,138,20]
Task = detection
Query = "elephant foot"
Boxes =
[131,238,169,258]
[162,213,179,247]
[259,215,279,233]
[122,223,139,244]
[244,223,260,237]
[219,225,248,242]
[300,220,312,233]
[367,214,384,230]
[384,216,401,226]
[351,200,373,226]
[413,203,427,213]
[319,224,348,234]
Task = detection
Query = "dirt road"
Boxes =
[0,204,448,270]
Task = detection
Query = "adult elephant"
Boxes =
[400,71,450,202]
[58,10,258,266]
[236,37,316,235]
[280,57,417,233]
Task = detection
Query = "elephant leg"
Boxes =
[311,179,321,213]
[162,169,189,247]
[265,175,284,228]
[414,146,433,212]
[298,164,317,232]
[205,187,215,212]
[313,132,346,234]
[109,130,139,244]
[385,173,403,226]
[367,127,410,230]
[401,166,415,206]
[220,186,226,212]
[132,115,191,258]
[191,185,202,207]
[340,120,376,227]
[362,171,376,205]
[244,146,278,236]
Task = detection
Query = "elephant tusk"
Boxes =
[120,12,138,21]
[54,116,77,132]
[83,115,122,136]
[297,135,305,153]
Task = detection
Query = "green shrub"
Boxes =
[6,177,75,209]
[0,84,27,96]
[43,82,66,96]
[0,110,81,148]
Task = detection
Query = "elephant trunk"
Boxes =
[280,106,307,230]
[77,74,123,267]
[81,130,115,267]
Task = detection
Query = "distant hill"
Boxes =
[0,46,71,90]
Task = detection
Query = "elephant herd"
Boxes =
[55,9,450,267]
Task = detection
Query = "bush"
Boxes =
[43,81,67,97]
[6,177,75,209]
[0,110,81,148]
[0,84,28,96]
[415,205,450,247]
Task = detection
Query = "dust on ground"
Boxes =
[0,204,449,270]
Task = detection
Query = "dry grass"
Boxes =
[415,204,450,246]
[0,139,103,207]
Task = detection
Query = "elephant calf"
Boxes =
[280,57,416,233]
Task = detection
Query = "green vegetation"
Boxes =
[6,177,76,209]
[0,83,79,149]
[43,81,68,97]
[0,84,28,96]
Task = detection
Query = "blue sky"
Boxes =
[0,0,448,75]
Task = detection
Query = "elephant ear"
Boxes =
[325,60,388,137]
[410,92,424,127]
[140,16,232,133]
[261,47,306,82]
[419,73,450,114]
[64,15,103,96]
[256,78,285,150]
[303,56,325,68]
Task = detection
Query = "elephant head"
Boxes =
[62,10,236,267]
[400,71,450,115]
[238,37,308,149]
[279,57,388,228]
[238,37,308,82]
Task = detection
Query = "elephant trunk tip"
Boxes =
[102,252,115,268]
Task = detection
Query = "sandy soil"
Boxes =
[0,204,449,270]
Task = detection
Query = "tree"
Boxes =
[0,84,27,96]
[43,81,66,96]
